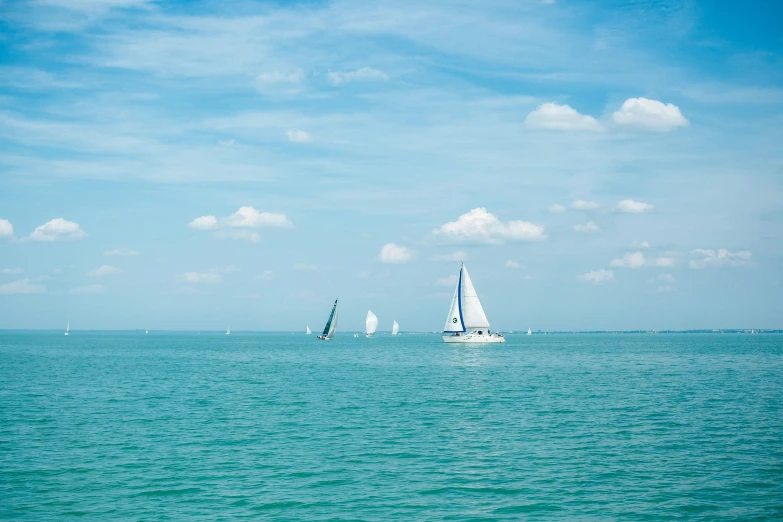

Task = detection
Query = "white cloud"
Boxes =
[2,268,23,274]
[571,200,600,211]
[28,218,86,242]
[435,251,468,262]
[105,248,138,256]
[524,103,603,132]
[579,269,614,284]
[88,265,122,277]
[632,241,650,249]
[177,272,222,284]
[69,284,106,294]
[0,219,13,238]
[293,263,317,271]
[256,69,305,87]
[379,243,415,264]
[256,270,275,281]
[613,97,689,131]
[548,204,566,213]
[689,249,753,269]
[189,206,292,242]
[328,67,388,86]
[658,273,675,283]
[505,260,522,269]
[188,215,218,230]
[436,274,459,286]
[433,207,546,244]
[611,252,675,269]
[0,278,45,294]
[286,129,312,142]
[573,221,600,233]
[617,199,654,213]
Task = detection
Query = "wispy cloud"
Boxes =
[1,268,23,275]
[328,67,388,86]
[88,265,122,277]
[286,129,312,142]
[177,272,222,284]
[573,221,600,233]
[690,249,752,269]
[105,248,139,256]
[505,260,522,269]
[616,199,654,213]
[525,103,603,132]
[69,284,106,294]
[611,252,675,269]
[579,269,614,284]
[0,279,46,294]
[571,200,600,211]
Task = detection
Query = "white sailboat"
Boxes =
[226,326,231,335]
[365,310,378,337]
[145,329,148,335]
[318,299,338,340]
[442,264,505,343]
[527,328,532,336]
[64,321,69,336]
[306,326,311,335]
[392,320,399,336]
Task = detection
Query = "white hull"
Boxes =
[442,332,505,343]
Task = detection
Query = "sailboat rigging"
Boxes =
[317,299,339,340]
[442,264,504,343]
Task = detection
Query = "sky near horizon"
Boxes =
[1,0,782,331]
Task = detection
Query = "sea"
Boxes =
[1,331,781,520]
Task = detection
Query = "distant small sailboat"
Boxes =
[318,299,338,340]
[527,328,532,336]
[306,326,311,335]
[392,320,399,336]
[145,329,148,335]
[354,333,359,338]
[226,326,231,335]
[442,264,504,343]
[366,310,378,337]
[64,321,70,336]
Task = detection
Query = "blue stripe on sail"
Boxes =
[457,266,466,332]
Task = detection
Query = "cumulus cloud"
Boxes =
[28,218,86,242]
[178,272,222,284]
[435,251,468,262]
[611,252,675,269]
[105,248,139,256]
[571,200,600,211]
[574,221,600,233]
[632,241,650,249]
[188,206,292,242]
[505,260,522,269]
[525,103,603,132]
[689,249,753,269]
[293,263,317,271]
[0,278,45,294]
[613,98,689,131]
[617,199,654,213]
[436,274,459,286]
[2,268,23,274]
[433,207,545,244]
[88,265,122,277]
[286,129,312,142]
[69,284,106,294]
[379,243,415,264]
[0,219,13,238]
[548,204,566,213]
[328,67,388,86]
[579,269,614,284]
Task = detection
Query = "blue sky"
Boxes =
[1,0,781,331]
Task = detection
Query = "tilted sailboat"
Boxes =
[317,299,338,340]
[442,264,505,343]
[365,310,378,337]
[392,320,399,336]
[64,321,70,336]
[306,326,311,335]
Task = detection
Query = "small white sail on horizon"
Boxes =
[392,320,399,336]
[64,321,69,336]
[318,299,339,340]
[442,264,504,343]
[145,329,148,335]
[306,325,312,335]
[366,310,378,337]
[226,326,231,335]
[527,328,532,336]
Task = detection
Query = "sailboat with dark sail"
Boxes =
[317,299,339,340]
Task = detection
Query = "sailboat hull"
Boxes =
[442,332,505,343]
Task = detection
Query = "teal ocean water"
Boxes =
[1,332,781,520]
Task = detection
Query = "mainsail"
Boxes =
[322,299,338,339]
[443,264,490,332]
[392,320,399,336]
[306,326,311,335]
[366,310,378,336]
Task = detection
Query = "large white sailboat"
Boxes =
[306,326,311,335]
[318,299,339,340]
[64,321,70,336]
[392,320,399,336]
[442,264,505,343]
[365,310,378,337]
